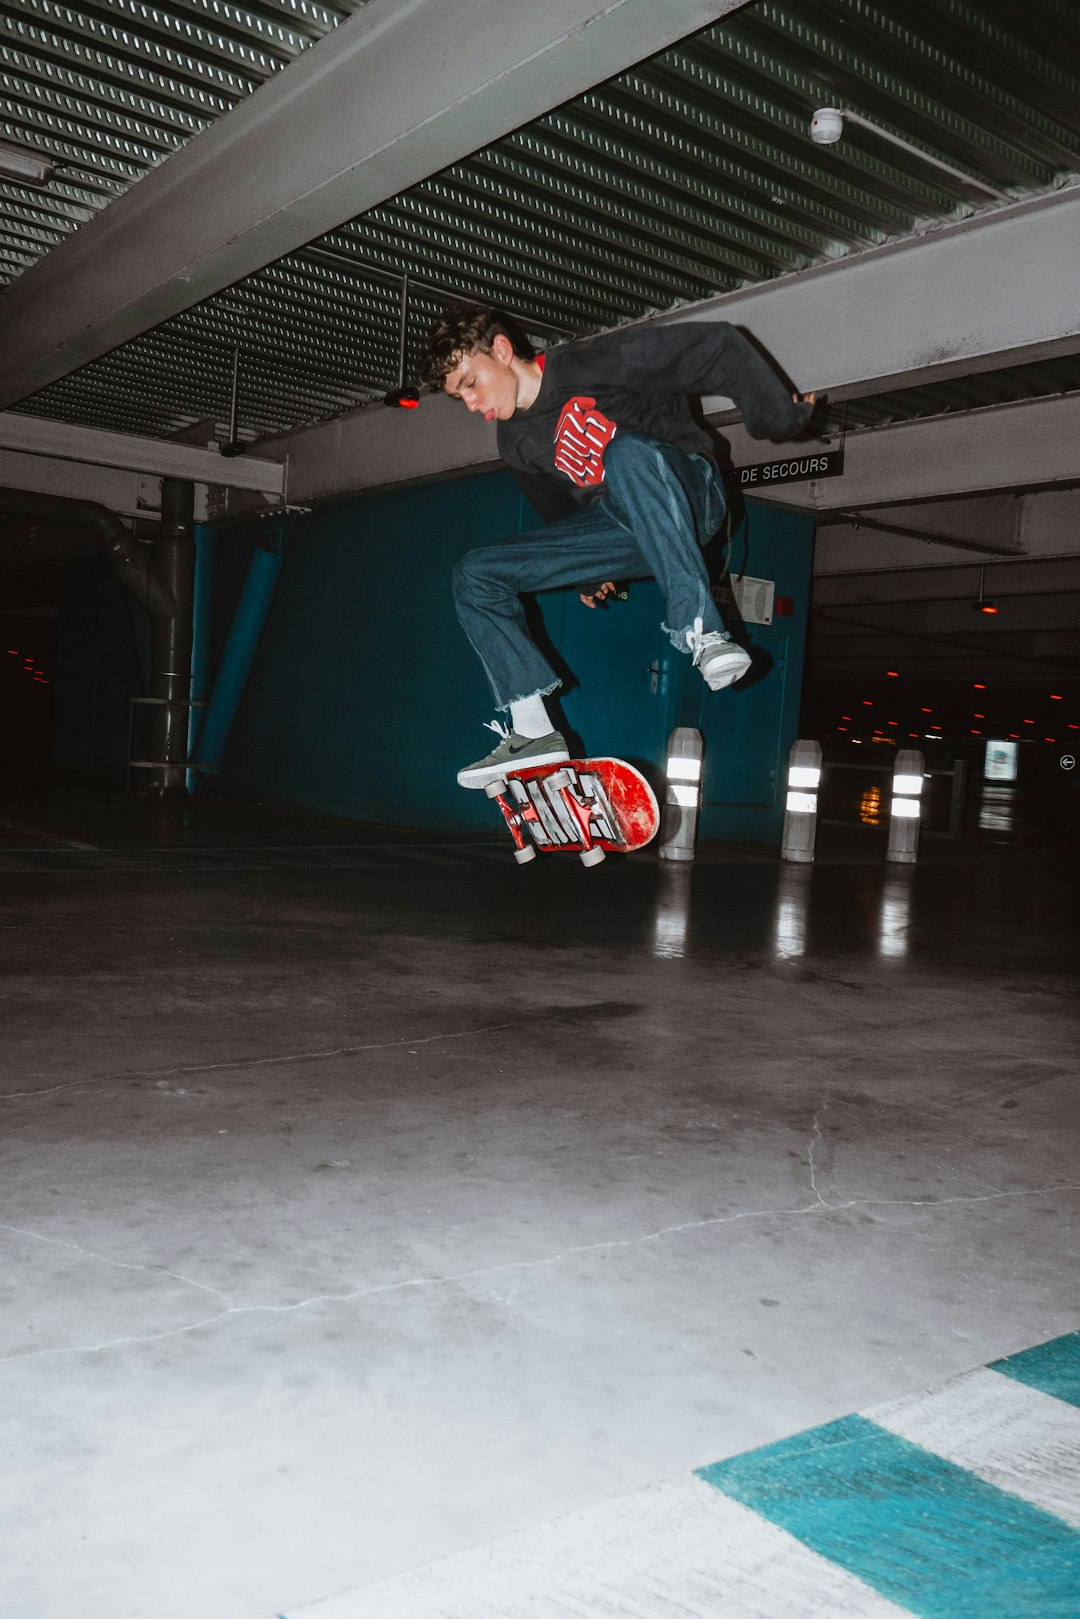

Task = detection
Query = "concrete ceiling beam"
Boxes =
[680,185,1080,410]
[0,0,751,408]
[0,413,286,497]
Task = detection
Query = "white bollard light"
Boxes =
[887,747,925,864]
[658,726,704,862]
[782,739,823,863]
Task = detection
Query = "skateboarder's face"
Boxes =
[443,334,521,423]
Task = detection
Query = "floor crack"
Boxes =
[0,1221,234,1307]
[3,1180,1078,1371]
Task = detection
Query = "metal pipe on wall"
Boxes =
[191,518,290,777]
[145,478,195,797]
[0,486,176,619]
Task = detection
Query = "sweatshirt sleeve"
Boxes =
[564,322,812,441]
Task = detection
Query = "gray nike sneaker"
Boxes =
[687,615,752,692]
[457,723,570,789]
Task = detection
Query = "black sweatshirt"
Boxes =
[497,321,812,522]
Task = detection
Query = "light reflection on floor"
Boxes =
[979,784,1017,836]
[651,864,693,958]
[772,864,812,959]
[878,870,913,959]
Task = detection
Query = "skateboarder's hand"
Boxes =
[580,581,617,608]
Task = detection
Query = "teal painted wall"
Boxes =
[217,468,814,839]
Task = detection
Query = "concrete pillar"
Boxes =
[887,748,926,864]
[658,727,704,863]
[782,739,823,863]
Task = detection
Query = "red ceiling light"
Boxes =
[973,713,985,719]
[1050,694,1063,701]
[862,700,873,707]
[886,670,899,678]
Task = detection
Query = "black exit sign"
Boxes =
[734,448,845,488]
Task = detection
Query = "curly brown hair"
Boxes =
[418,304,537,390]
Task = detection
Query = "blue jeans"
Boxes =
[452,432,729,712]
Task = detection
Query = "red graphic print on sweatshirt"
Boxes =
[553,397,618,487]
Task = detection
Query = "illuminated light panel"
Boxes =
[861,700,873,707]
[920,707,932,713]
[886,670,899,677]
[894,774,924,795]
[669,783,698,807]
[842,715,852,721]
[890,797,920,819]
[971,729,982,735]
[973,713,985,719]
[1024,719,1034,725]
[1050,694,1063,701]
[838,726,848,732]
[973,683,986,690]
[786,791,817,814]
[789,766,821,789]
[667,757,701,782]
[1045,738,1055,743]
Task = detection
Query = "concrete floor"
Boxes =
[2,783,1078,1619]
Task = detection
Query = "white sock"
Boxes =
[509,694,552,738]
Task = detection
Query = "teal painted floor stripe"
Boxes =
[698,1413,1080,1619]
[992,1330,1080,1411]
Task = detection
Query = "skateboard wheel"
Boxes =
[514,844,537,864]
[484,777,508,798]
[579,846,606,867]
[548,769,572,790]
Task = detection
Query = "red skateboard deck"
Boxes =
[484,757,659,866]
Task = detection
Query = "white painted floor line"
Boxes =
[284,1477,909,1619]
[869,1366,1080,1528]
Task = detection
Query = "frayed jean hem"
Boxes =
[494,677,562,714]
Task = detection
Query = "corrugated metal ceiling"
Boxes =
[4,0,1079,444]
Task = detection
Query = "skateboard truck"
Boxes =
[547,768,606,865]
[484,778,538,863]
[486,771,606,866]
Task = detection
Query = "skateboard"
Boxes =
[484,757,659,867]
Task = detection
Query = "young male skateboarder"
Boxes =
[418,306,815,788]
